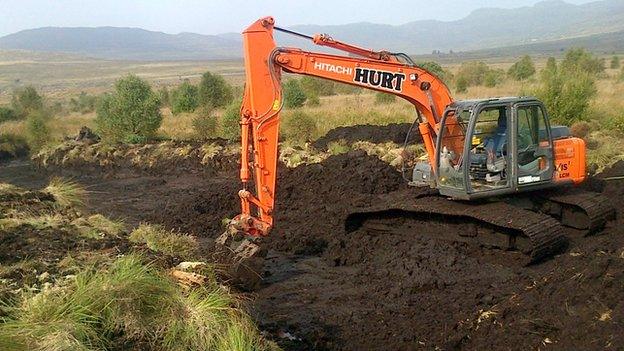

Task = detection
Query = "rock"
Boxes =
[37,272,50,282]
[175,261,207,271]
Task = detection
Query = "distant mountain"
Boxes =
[0,27,241,60]
[0,0,623,60]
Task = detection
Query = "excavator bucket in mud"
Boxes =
[215,225,267,291]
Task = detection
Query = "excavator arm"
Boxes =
[231,16,457,237]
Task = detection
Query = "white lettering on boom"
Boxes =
[313,62,353,75]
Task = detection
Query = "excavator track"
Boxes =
[534,189,615,234]
[346,191,568,265]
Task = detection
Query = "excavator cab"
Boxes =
[433,97,558,200]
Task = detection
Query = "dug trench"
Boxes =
[1,125,623,350]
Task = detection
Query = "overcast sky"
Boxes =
[0,0,596,37]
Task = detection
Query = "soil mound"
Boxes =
[270,150,406,254]
[312,123,420,150]
[32,139,239,178]
[152,151,407,255]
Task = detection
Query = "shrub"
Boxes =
[610,55,620,69]
[455,61,490,86]
[375,92,396,104]
[95,74,162,143]
[281,110,318,142]
[198,71,233,109]
[306,93,321,107]
[508,55,536,81]
[283,79,307,108]
[220,100,241,141]
[159,86,171,107]
[570,121,591,139]
[300,76,335,96]
[561,48,605,76]
[0,133,29,159]
[417,61,450,83]
[0,107,17,123]
[484,69,505,87]
[455,76,468,93]
[69,92,98,113]
[192,109,219,140]
[25,109,51,152]
[11,86,43,118]
[171,81,199,115]
[535,55,597,125]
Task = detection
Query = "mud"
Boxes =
[312,123,420,150]
[2,138,624,350]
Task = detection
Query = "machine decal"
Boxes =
[556,161,571,178]
[518,175,541,184]
[353,68,406,92]
[313,61,353,75]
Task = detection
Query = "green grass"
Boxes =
[0,254,273,351]
[71,214,125,239]
[44,177,88,208]
[129,224,199,259]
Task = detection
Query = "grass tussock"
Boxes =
[71,214,125,239]
[0,254,273,351]
[44,177,88,208]
[129,224,199,259]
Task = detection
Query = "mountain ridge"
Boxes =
[0,0,622,60]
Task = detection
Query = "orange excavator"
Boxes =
[216,17,615,284]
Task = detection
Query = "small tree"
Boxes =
[171,81,198,115]
[455,76,468,93]
[191,108,218,140]
[535,56,597,125]
[484,69,505,87]
[283,79,307,108]
[281,110,318,142]
[561,48,604,76]
[12,86,43,118]
[69,92,98,113]
[300,76,335,96]
[159,86,171,107]
[0,107,17,123]
[220,100,242,141]
[95,74,162,143]
[508,55,536,81]
[198,71,233,109]
[417,61,450,83]
[610,56,620,69]
[25,109,51,152]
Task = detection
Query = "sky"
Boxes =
[0,0,596,37]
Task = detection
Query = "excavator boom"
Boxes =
[234,16,459,236]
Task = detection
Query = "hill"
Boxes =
[0,0,623,60]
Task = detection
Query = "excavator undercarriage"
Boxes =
[346,187,615,266]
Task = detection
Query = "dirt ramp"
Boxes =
[312,123,420,150]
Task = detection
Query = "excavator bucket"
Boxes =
[214,223,267,291]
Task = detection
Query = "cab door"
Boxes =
[513,103,555,187]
